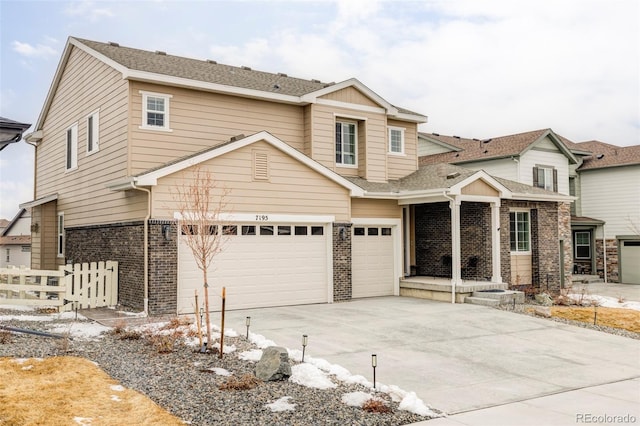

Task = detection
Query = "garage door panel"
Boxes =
[620,240,640,284]
[352,226,395,298]
[178,223,328,313]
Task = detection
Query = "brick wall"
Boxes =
[558,202,573,288]
[414,202,451,276]
[460,202,492,280]
[595,238,619,282]
[148,220,178,315]
[333,223,352,301]
[66,221,145,310]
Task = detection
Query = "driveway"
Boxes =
[223,296,640,415]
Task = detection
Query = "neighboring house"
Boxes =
[0,209,32,268]
[566,141,640,284]
[22,37,571,315]
[419,129,640,285]
[0,116,31,151]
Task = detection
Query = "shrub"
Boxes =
[218,374,261,390]
[0,330,11,344]
[362,398,392,414]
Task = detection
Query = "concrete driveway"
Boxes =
[223,296,640,416]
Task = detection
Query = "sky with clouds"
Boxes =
[0,0,638,220]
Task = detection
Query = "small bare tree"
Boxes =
[173,166,230,347]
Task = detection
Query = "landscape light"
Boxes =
[372,354,377,389]
[246,316,251,339]
[302,334,308,362]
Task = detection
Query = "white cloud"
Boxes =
[11,41,58,58]
[64,1,114,21]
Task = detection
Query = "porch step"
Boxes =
[465,289,525,306]
[571,274,603,284]
[464,296,501,307]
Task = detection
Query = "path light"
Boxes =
[302,334,308,362]
[372,354,377,390]
[594,305,598,325]
[246,316,251,339]
[199,308,204,331]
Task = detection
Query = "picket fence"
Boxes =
[0,261,118,311]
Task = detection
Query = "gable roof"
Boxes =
[107,131,365,197]
[0,208,28,237]
[31,37,426,132]
[572,141,640,170]
[419,128,577,166]
[346,163,571,202]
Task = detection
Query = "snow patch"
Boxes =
[73,417,93,425]
[249,332,277,348]
[110,395,121,402]
[569,293,640,311]
[398,391,440,417]
[0,304,35,311]
[210,341,237,354]
[48,322,109,339]
[21,365,34,370]
[237,349,262,362]
[110,385,125,392]
[209,367,232,376]
[265,396,296,412]
[341,391,374,407]
[0,314,54,322]
[290,363,336,389]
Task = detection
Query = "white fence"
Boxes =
[0,261,118,311]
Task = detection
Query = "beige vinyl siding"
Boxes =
[30,202,58,269]
[130,82,305,175]
[35,46,133,228]
[351,199,401,219]
[303,105,313,158]
[152,140,351,221]
[319,87,379,107]
[461,180,499,197]
[311,104,387,181]
[510,254,532,285]
[387,119,418,179]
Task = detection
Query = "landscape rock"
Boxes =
[532,306,552,318]
[535,292,554,306]
[255,346,291,381]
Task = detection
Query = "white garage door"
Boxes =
[178,223,329,314]
[352,226,395,298]
[620,240,640,284]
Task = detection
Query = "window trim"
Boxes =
[86,110,100,154]
[388,126,405,155]
[533,165,557,192]
[139,91,173,132]
[509,210,531,254]
[574,231,591,259]
[335,119,358,168]
[65,123,78,171]
[57,212,65,258]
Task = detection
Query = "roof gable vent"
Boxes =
[206,59,217,64]
[108,41,120,47]
[241,66,251,70]
[155,50,166,55]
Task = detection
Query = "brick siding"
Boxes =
[148,220,178,315]
[333,223,352,301]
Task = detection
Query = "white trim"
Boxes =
[134,131,365,196]
[20,193,58,209]
[174,212,336,224]
[325,222,334,304]
[319,98,386,114]
[450,172,512,197]
[57,212,64,258]
[333,112,369,121]
[335,119,358,167]
[302,78,397,113]
[139,91,172,131]
[65,123,78,171]
[509,209,531,254]
[86,109,100,154]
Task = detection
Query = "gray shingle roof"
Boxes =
[573,141,640,170]
[76,38,334,96]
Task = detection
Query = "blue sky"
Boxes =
[0,0,638,220]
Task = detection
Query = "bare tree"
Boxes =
[173,166,230,347]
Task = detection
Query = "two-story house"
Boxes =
[567,141,640,284]
[22,37,572,315]
[419,129,640,286]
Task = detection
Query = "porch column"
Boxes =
[491,201,503,283]
[450,198,462,303]
[403,206,411,276]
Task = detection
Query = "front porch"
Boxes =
[399,276,508,303]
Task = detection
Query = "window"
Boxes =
[533,166,557,192]
[86,110,99,153]
[311,226,324,236]
[575,231,591,259]
[294,226,308,236]
[5,249,9,263]
[354,227,365,236]
[57,213,65,257]
[242,225,256,235]
[222,225,237,235]
[509,211,530,252]
[388,127,405,154]
[140,91,172,131]
[368,227,379,236]
[66,124,78,170]
[335,121,356,166]
[278,226,291,235]
[260,225,274,235]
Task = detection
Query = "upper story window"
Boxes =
[533,165,557,192]
[509,211,530,252]
[335,120,357,166]
[66,123,78,171]
[140,91,172,131]
[86,110,99,154]
[388,126,405,155]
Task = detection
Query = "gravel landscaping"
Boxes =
[0,308,436,426]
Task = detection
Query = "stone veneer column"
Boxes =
[332,223,352,301]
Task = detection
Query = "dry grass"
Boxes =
[218,373,262,391]
[362,398,392,414]
[549,306,640,332]
[0,356,184,426]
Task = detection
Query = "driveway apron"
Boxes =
[223,296,640,415]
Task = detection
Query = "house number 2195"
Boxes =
[255,215,269,221]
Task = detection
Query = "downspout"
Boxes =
[132,185,151,314]
[443,191,457,304]
[602,224,608,284]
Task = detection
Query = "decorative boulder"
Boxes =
[255,346,291,381]
[535,292,554,306]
